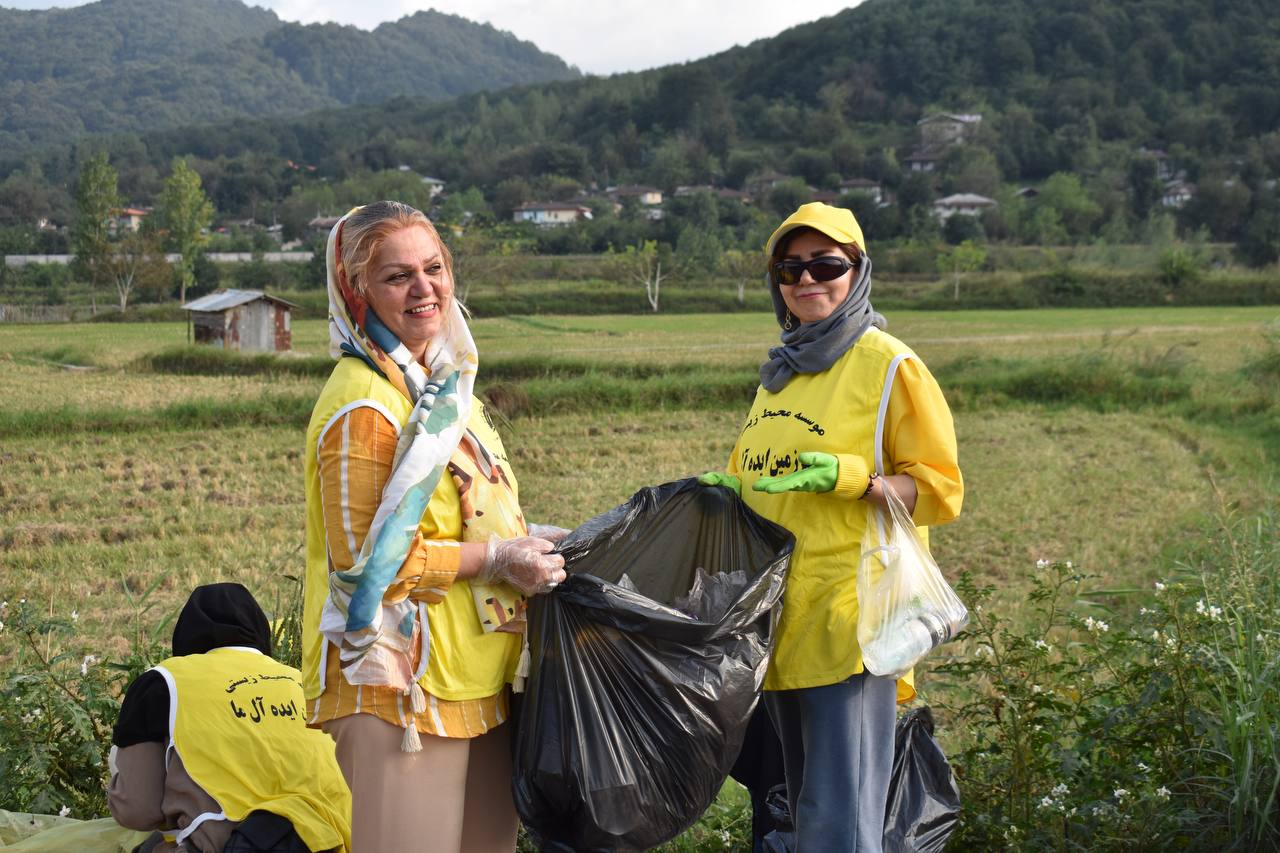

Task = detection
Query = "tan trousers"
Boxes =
[323,714,519,853]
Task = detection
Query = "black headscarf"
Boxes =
[113,583,272,747]
[171,582,272,657]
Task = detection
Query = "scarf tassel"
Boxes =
[401,722,422,753]
[399,684,427,753]
[512,639,532,694]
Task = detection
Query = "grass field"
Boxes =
[2,304,1277,641]
[2,304,1278,846]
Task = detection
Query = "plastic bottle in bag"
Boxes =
[861,604,963,678]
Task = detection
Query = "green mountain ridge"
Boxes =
[0,0,579,155]
[4,0,1280,255]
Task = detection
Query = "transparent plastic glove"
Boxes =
[752,451,839,494]
[478,536,567,596]
[697,471,741,495]
[527,523,572,544]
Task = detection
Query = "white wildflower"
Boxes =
[1208,605,1223,621]
[1052,783,1069,797]
[1140,606,1152,615]
[1034,639,1052,651]
[1156,786,1171,800]
[70,610,79,622]
[1036,559,1050,569]
[1039,796,1056,809]
[1151,630,1162,642]
[1153,656,1163,666]
[1166,637,1177,650]
[1155,582,1166,592]
[1196,599,1206,614]
[80,654,98,676]
[1114,788,1130,801]
[0,620,4,632]
[1032,684,1043,694]
[18,597,26,604]
[1257,634,1265,644]
[58,806,70,818]
[1091,805,1105,816]
[1137,762,1150,773]
[1066,561,1074,569]
[1084,616,1110,633]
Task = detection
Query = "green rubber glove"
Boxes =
[697,471,741,496]
[752,451,838,494]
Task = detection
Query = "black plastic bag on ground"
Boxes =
[884,707,962,853]
[512,478,794,852]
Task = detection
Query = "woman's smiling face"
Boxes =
[777,230,856,325]
[363,225,452,362]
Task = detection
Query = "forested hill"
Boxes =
[5,0,1280,250]
[39,0,1275,187]
[0,0,579,156]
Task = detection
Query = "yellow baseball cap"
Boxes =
[764,202,866,257]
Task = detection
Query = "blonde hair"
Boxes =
[340,200,454,295]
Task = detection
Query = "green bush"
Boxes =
[933,510,1280,850]
[0,580,171,818]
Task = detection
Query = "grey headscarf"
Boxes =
[759,254,886,392]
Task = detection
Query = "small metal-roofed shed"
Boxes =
[181,289,297,352]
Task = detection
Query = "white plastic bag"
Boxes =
[856,485,967,679]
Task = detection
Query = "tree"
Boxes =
[936,239,987,302]
[152,158,214,304]
[611,240,675,312]
[70,152,120,315]
[1127,155,1162,220]
[722,248,765,307]
[106,229,169,312]
[1035,172,1102,240]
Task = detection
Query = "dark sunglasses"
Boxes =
[771,255,858,286]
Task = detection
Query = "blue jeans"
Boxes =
[764,672,897,853]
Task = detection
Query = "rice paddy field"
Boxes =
[1,304,1278,848]
[3,306,1276,627]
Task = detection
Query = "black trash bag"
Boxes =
[512,478,794,852]
[883,707,962,853]
[760,783,796,853]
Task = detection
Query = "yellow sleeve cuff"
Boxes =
[832,453,871,500]
[408,538,462,604]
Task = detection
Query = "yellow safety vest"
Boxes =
[302,356,521,703]
[152,648,351,852]
[733,329,925,700]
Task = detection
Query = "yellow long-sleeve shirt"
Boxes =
[728,329,963,696]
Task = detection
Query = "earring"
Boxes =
[783,310,794,331]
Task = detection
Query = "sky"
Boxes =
[4,0,860,75]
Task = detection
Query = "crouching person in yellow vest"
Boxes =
[108,583,352,853]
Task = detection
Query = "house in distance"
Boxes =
[181,289,295,352]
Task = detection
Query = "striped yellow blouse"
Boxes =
[307,406,507,738]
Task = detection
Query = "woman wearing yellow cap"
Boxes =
[700,202,963,852]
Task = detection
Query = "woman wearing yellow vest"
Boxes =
[700,203,963,853]
[107,583,351,853]
[302,201,567,852]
